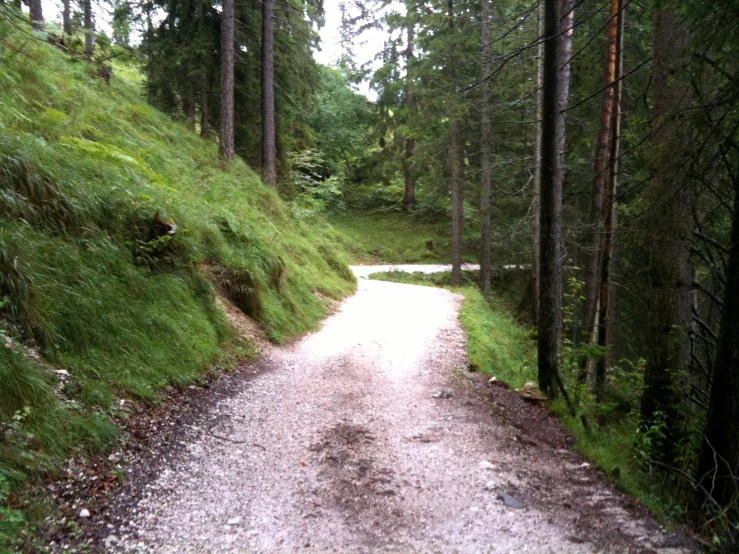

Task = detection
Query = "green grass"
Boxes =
[0,20,355,551]
[330,211,454,263]
[368,270,536,387]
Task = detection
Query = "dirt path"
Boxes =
[108,272,696,554]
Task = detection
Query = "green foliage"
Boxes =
[458,287,537,389]
[330,211,452,263]
[0,19,355,548]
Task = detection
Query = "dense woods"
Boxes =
[1,0,739,548]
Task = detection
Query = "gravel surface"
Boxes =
[350,264,480,279]
[106,272,697,554]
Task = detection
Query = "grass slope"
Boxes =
[330,212,454,264]
[0,23,354,550]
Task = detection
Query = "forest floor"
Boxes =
[62,268,698,554]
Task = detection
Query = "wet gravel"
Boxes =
[96,273,697,554]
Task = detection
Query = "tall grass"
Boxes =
[0,18,354,549]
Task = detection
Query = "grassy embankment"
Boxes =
[330,212,454,264]
[0,23,355,550]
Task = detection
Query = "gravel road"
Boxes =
[110,269,696,554]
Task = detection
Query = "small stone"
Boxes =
[79,508,90,518]
[54,369,70,377]
[479,460,495,470]
[227,517,242,526]
[497,493,524,509]
[104,535,118,547]
[470,506,479,512]
[483,480,496,491]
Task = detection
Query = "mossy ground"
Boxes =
[0,22,354,551]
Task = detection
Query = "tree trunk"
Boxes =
[198,0,210,138]
[580,0,622,382]
[219,0,235,160]
[537,0,571,399]
[402,7,416,212]
[63,0,72,34]
[479,0,493,298]
[200,66,210,138]
[594,0,624,401]
[448,0,464,286]
[640,4,693,465]
[697,170,739,511]
[262,0,277,188]
[28,0,43,26]
[183,83,196,128]
[84,0,94,59]
[556,0,573,170]
[531,0,543,326]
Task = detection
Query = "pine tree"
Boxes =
[219,0,235,160]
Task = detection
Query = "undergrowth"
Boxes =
[0,20,354,551]
[330,211,454,263]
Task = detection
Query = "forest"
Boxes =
[0,0,738,551]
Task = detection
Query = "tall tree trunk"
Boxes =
[556,0,573,169]
[640,4,693,465]
[262,0,277,188]
[63,0,72,34]
[531,0,543,326]
[538,0,571,399]
[183,83,196,128]
[84,0,94,59]
[580,0,622,382]
[402,6,416,212]
[479,0,493,298]
[697,167,739,511]
[198,0,210,138]
[448,0,464,286]
[219,0,235,160]
[594,0,624,401]
[200,66,210,138]
[28,0,43,26]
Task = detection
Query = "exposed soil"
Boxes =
[51,271,699,553]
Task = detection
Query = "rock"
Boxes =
[479,461,495,470]
[483,481,496,491]
[488,377,497,384]
[227,517,242,526]
[54,369,70,378]
[104,535,118,548]
[431,391,453,399]
[79,508,90,518]
[497,493,523,509]
[516,382,547,401]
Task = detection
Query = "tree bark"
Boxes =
[262,0,277,188]
[448,0,464,286]
[479,0,493,298]
[531,0,543,326]
[594,0,624,401]
[580,0,622,382]
[28,0,43,26]
[537,0,571,399]
[84,0,94,59]
[62,0,72,35]
[697,168,739,511]
[402,6,416,212]
[183,83,196,128]
[219,0,235,160]
[640,4,693,465]
[198,0,210,138]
